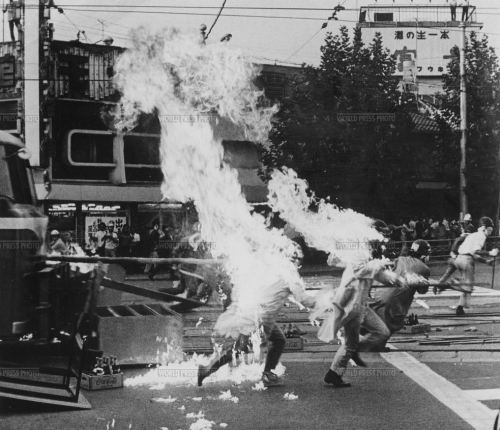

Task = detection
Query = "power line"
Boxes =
[284,28,324,63]
[205,0,227,40]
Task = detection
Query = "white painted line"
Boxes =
[466,389,500,401]
[382,346,497,430]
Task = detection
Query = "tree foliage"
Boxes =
[259,27,419,218]
[434,31,500,217]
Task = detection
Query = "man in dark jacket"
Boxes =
[369,240,432,337]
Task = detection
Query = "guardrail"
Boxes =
[385,236,500,261]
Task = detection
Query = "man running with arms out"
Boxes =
[439,217,498,315]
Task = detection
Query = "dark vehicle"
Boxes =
[0,130,47,337]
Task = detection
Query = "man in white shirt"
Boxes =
[450,0,457,21]
[453,217,497,315]
[460,0,470,21]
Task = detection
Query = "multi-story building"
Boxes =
[0,1,268,245]
[357,2,482,103]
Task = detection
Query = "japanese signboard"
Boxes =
[85,215,127,244]
[360,26,475,77]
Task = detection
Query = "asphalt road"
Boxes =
[0,359,493,430]
[1,261,500,430]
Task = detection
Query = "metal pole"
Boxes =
[492,257,497,289]
[459,22,468,215]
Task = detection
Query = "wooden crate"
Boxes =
[284,337,304,350]
[400,323,431,334]
[80,373,123,391]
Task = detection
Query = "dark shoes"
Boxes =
[456,305,465,316]
[198,365,210,387]
[324,369,351,388]
[261,371,283,387]
[351,352,368,368]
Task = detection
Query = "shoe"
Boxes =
[324,369,351,388]
[261,371,282,387]
[350,352,368,368]
[456,305,465,316]
[449,305,458,310]
[198,365,210,387]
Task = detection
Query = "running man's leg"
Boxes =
[331,312,363,376]
[262,323,286,373]
[359,307,391,351]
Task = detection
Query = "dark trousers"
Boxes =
[262,323,287,372]
[450,6,457,21]
[462,6,469,21]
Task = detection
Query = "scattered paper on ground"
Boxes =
[218,390,239,403]
[284,392,298,400]
[252,381,267,391]
[152,396,176,403]
[189,418,215,430]
[186,411,205,419]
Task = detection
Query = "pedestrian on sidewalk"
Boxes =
[440,217,498,315]
[144,219,162,280]
[104,222,119,257]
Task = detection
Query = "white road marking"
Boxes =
[382,347,497,430]
[465,389,500,401]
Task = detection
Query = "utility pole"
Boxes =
[459,21,468,218]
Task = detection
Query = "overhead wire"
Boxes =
[205,0,227,40]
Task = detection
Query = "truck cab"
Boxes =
[0,131,48,337]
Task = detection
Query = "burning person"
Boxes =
[198,271,315,387]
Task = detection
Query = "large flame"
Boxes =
[268,168,383,265]
[113,27,302,337]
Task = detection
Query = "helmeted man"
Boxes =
[318,232,406,388]
[369,240,432,338]
[442,217,498,315]
[49,230,68,254]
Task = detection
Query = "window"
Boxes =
[374,13,393,22]
[124,134,160,167]
[71,132,114,164]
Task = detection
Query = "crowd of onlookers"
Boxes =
[48,219,206,275]
[386,214,477,243]
[383,214,492,258]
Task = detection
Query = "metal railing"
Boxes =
[385,236,500,261]
[359,5,478,24]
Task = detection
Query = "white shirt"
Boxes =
[458,230,487,255]
[450,0,457,6]
[459,1,469,6]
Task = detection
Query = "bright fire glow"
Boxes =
[113,27,304,340]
